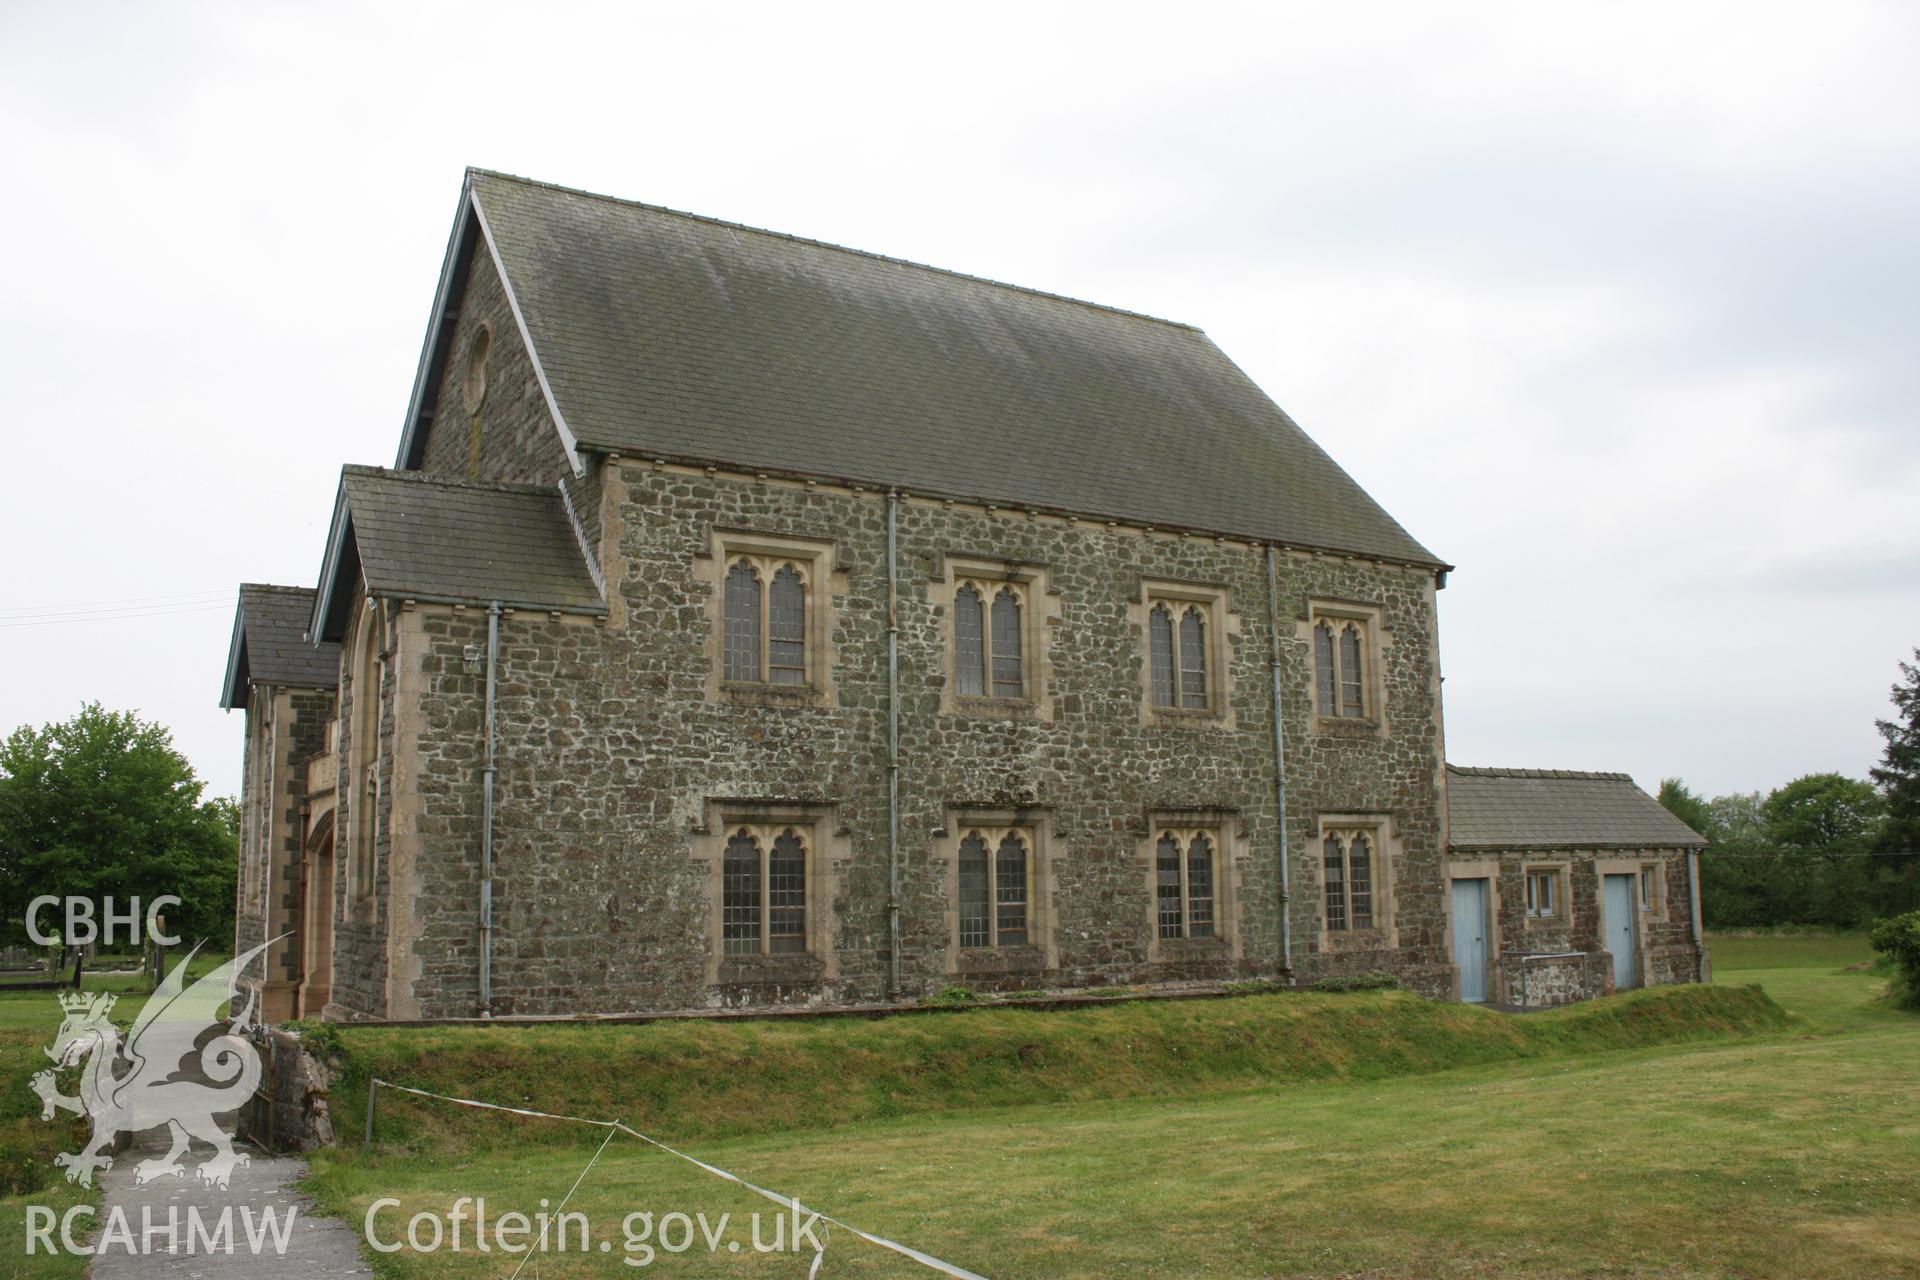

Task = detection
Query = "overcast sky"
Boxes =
[2,2,1915,801]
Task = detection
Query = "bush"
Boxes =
[1868,910,1920,1008]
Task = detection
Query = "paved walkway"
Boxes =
[89,1140,370,1277]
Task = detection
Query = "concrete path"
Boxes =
[89,1141,370,1277]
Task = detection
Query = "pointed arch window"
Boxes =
[1312,610,1374,721]
[348,598,383,903]
[1155,829,1219,940]
[958,828,1032,948]
[1147,603,1214,710]
[1149,605,1176,708]
[955,585,986,698]
[721,825,812,956]
[953,578,1027,700]
[1322,829,1377,932]
[990,588,1024,698]
[722,556,810,685]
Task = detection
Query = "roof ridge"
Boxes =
[239,582,316,596]
[1447,764,1636,782]
[465,166,1206,336]
[342,463,561,499]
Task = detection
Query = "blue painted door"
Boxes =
[1604,873,1639,990]
[1451,878,1490,1003]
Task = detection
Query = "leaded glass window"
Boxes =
[1346,833,1374,929]
[955,585,985,698]
[1323,830,1381,933]
[767,828,807,951]
[768,566,806,685]
[1323,834,1347,932]
[994,833,1029,945]
[1339,625,1365,718]
[957,827,1034,948]
[959,834,991,947]
[1156,829,1220,941]
[722,829,762,955]
[1186,834,1215,937]
[722,555,812,685]
[720,824,810,956]
[1313,614,1372,720]
[1156,832,1184,939]
[724,561,762,682]
[1179,608,1208,708]
[1314,622,1337,716]
[990,588,1024,698]
[1149,605,1176,708]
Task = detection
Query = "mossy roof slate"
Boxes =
[468,169,1444,567]
[219,584,340,708]
[1446,766,1708,850]
[328,466,603,623]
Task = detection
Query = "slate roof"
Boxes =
[1447,766,1707,850]
[462,169,1444,568]
[311,467,604,642]
[219,584,340,709]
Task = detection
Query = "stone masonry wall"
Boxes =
[372,461,1454,1018]
[233,686,333,1021]
[413,237,601,562]
[1468,849,1702,1008]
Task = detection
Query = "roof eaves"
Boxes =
[310,479,359,644]
[395,182,482,472]
[218,598,249,710]
[567,446,1456,575]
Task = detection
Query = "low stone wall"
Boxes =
[237,1027,335,1154]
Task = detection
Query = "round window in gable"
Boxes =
[460,324,492,412]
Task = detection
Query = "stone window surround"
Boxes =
[935,807,1058,974]
[693,800,845,985]
[932,553,1060,720]
[1143,809,1245,965]
[345,595,386,920]
[1640,859,1668,919]
[696,527,845,708]
[1298,597,1390,738]
[1130,579,1239,728]
[1311,812,1401,953]
[1522,861,1571,926]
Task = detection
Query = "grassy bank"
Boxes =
[303,967,1909,1279]
[335,983,1789,1156]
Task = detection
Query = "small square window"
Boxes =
[1524,868,1563,920]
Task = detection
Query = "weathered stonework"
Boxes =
[1448,849,1702,1009]
[232,686,334,1023]
[311,453,1462,1019]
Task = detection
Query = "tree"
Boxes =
[1657,778,1712,837]
[0,704,236,949]
[1761,773,1884,928]
[1869,649,1920,918]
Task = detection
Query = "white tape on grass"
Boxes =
[369,1078,989,1279]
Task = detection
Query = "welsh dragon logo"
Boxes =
[30,938,276,1190]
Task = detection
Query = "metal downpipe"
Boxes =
[480,601,500,1017]
[885,491,903,1002]
[1687,848,1709,983]
[1265,545,1294,979]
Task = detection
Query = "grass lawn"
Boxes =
[292,933,1916,1279]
